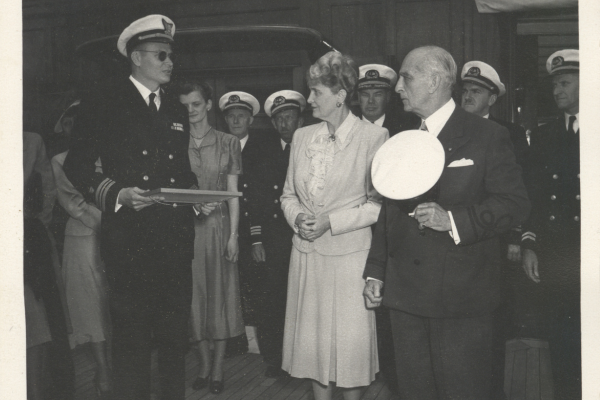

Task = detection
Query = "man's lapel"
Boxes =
[437,107,472,165]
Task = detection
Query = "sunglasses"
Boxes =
[136,50,177,62]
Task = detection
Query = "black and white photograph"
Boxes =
[3,0,600,399]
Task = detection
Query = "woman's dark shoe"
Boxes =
[209,380,224,394]
[192,375,209,391]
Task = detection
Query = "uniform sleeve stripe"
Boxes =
[96,178,116,212]
[522,232,536,241]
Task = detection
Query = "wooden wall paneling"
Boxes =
[383,0,396,59]
[328,2,386,63]
[175,8,301,30]
[394,1,451,63]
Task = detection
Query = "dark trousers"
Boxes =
[390,309,494,400]
[516,240,581,400]
[375,306,398,393]
[24,217,75,400]
[107,258,192,400]
[255,243,290,367]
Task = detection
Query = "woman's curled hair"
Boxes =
[176,80,213,102]
[306,51,358,105]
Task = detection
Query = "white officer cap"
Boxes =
[461,61,506,97]
[219,91,260,116]
[117,15,176,57]
[264,90,307,117]
[546,49,579,75]
[372,130,445,200]
[54,99,81,133]
[358,64,398,90]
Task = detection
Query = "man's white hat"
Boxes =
[54,99,81,133]
[372,130,445,200]
[219,92,260,116]
[461,61,506,97]
[264,90,306,117]
[546,49,579,75]
[117,15,176,57]
[358,64,398,90]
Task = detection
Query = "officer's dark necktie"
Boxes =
[283,143,291,169]
[148,93,158,113]
[568,115,577,136]
[420,120,428,132]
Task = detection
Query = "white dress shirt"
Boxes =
[361,114,386,127]
[564,112,579,133]
[129,75,161,110]
[239,134,249,151]
[419,99,461,244]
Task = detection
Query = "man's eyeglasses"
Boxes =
[136,50,177,62]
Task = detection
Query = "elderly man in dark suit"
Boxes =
[64,15,197,400]
[521,49,581,400]
[363,46,530,399]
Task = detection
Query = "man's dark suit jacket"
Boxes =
[249,138,294,258]
[489,116,529,169]
[238,133,279,245]
[63,78,197,268]
[522,114,580,252]
[488,116,530,246]
[364,106,530,318]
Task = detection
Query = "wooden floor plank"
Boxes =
[73,347,402,400]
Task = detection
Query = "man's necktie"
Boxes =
[148,93,158,113]
[283,143,291,169]
[420,120,428,132]
[568,115,576,135]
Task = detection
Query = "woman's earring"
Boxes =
[336,102,342,108]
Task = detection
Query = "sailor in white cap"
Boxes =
[460,60,531,399]
[246,90,306,377]
[218,90,269,347]
[460,61,506,118]
[520,49,580,400]
[357,64,405,136]
[63,15,198,400]
[219,91,259,146]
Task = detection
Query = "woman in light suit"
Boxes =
[281,51,388,400]
[51,106,112,398]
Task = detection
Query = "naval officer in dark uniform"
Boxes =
[460,60,531,400]
[218,91,266,344]
[520,49,581,400]
[357,63,415,137]
[251,90,305,377]
[63,15,197,400]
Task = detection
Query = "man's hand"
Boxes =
[300,215,331,242]
[522,248,540,283]
[195,202,219,216]
[413,202,452,231]
[507,244,522,263]
[251,243,266,263]
[363,279,383,308]
[118,187,155,211]
[226,236,239,263]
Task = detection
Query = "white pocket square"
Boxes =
[447,158,474,167]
